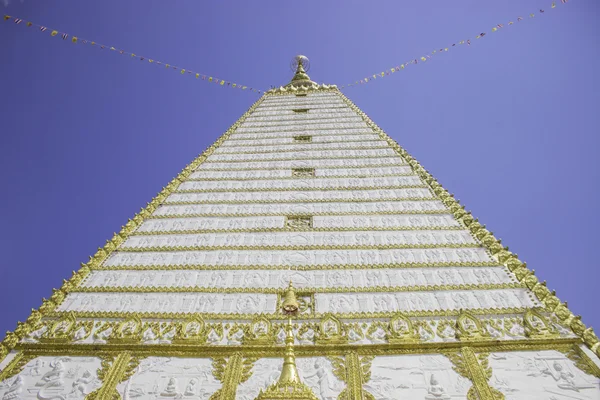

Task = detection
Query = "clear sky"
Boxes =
[0,0,598,338]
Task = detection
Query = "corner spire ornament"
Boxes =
[254,282,318,400]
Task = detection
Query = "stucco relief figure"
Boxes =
[425,374,451,399]
[35,359,65,387]
[1,376,24,400]
[541,362,578,391]
[68,370,95,398]
[160,377,179,397]
[183,378,199,396]
[303,360,339,400]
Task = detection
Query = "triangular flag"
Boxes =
[195,73,200,78]
[180,69,185,74]
[71,36,78,43]
[51,30,58,36]
[3,15,10,21]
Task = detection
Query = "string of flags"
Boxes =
[2,15,262,94]
[339,0,570,89]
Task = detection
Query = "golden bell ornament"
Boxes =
[282,281,299,315]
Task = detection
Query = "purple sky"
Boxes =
[0,0,598,337]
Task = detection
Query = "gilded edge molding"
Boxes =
[445,347,504,400]
[333,90,600,357]
[0,94,270,364]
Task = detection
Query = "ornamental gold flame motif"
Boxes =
[0,55,598,400]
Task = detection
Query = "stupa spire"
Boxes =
[286,55,316,87]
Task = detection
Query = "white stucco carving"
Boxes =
[206,148,395,162]
[316,289,535,313]
[489,350,600,399]
[228,129,376,141]
[235,122,369,134]
[365,354,470,399]
[177,176,422,191]
[166,188,431,204]
[57,293,277,314]
[123,229,473,248]
[214,140,385,154]
[104,247,490,268]
[152,200,445,216]
[189,165,413,179]
[116,357,220,400]
[243,114,363,126]
[136,216,284,232]
[220,134,382,146]
[83,266,510,289]
[200,156,405,170]
[0,356,101,400]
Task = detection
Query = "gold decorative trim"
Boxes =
[224,133,378,142]
[116,243,481,252]
[334,90,600,357]
[93,261,499,271]
[186,173,417,181]
[214,145,389,155]
[12,339,580,360]
[219,138,381,147]
[72,282,523,294]
[193,162,408,171]
[210,353,254,400]
[87,351,141,400]
[446,348,504,400]
[147,209,446,218]
[203,154,402,164]
[175,185,427,193]
[129,226,466,236]
[563,344,600,378]
[160,196,437,205]
[0,351,35,382]
[45,306,530,321]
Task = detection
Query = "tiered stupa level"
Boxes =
[1,56,599,400]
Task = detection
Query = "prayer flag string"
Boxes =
[2,15,262,94]
[339,0,569,89]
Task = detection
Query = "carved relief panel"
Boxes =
[123,229,474,250]
[104,247,491,268]
[166,187,431,205]
[83,266,511,290]
[199,156,404,170]
[0,356,102,399]
[365,354,470,399]
[115,357,221,399]
[488,350,600,399]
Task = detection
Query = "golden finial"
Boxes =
[254,282,318,400]
[286,55,316,88]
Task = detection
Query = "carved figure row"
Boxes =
[242,114,363,126]
[83,266,509,290]
[220,133,381,146]
[124,229,474,249]
[137,213,457,233]
[21,310,565,348]
[200,156,404,169]
[56,288,533,315]
[190,165,412,179]
[166,187,430,204]
[212,140,385,154]
[177,176,422,191]
[207,148,394,162]
[227,129,375,141]
[235,122,369,133]
[105,247,490,267]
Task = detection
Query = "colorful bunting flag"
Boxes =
[2,14,260,95]
[340,0,566,90]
